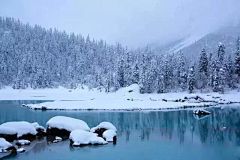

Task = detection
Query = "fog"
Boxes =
[0,0,240,48]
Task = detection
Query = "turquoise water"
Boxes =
[0,100,240,160]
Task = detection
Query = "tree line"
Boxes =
[0,17,240,93]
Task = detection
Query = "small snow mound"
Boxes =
[47,116,90,132]
[17,148,25,153]
[16,140,30,146]
[0,138,12,151]
[193,109,211,115]
[93,122,117,132]
[0,122,37,138]
[117,84,140,95]
[53,136,62,143]
[103,130,117,142]
[32,122,45,131]
[69,130,107,146]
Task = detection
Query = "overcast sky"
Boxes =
[0,0,240,48]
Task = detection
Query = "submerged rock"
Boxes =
[193,109,211,115]
[69,130,107,147]
[53,136,62,143]
[17,148,25,153]
[16,140,31,146]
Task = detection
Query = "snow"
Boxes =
[168,33,205,53]
[0,85,240,111]
[0,138,12,152]
[0,126,17,135]
[17,148,25,153]
[193,109,211,115]
[0,122,37,138]
[53,136,62,143]
[69,130,107,146]
[46,116,90,132]
[31,122,45,132]
[16,140,30,146]
[103,130,117,142]
[92,122,117,132]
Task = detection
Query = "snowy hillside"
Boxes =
[165,24,240,56]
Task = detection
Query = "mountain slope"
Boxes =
[165,25,240,57]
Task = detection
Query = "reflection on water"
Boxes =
[1,101,240,160]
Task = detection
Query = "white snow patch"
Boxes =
[0,138,12,152]
[31,122,45,132]
[16,140,30,146]
[17,148,25,153]
[0,126,17,135]
[0,85,239,111]
[47,116,90,132]
[0,122,37,138]
[69,130,107,146]
[53,136,62,143]
[103,130,117,142]
[193,109,211,115]
[94,122,117,132]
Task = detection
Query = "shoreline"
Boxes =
[0,85,240,111]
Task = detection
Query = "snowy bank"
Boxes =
[69,130,107,147]
[46,116,90,136]
[0,85,240,111]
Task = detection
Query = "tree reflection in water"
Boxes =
[1,101,240,149]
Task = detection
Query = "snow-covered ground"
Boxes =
[0,85,240,111]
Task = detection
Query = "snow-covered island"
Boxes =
[0,84,237,111]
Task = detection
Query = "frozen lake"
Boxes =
[0,100,240,160]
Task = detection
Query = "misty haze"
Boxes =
[0,0,240,160]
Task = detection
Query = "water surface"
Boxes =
[0,100,240,160]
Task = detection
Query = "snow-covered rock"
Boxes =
[53,136,62,143]
[91,122,117,137]
[193,109,211,115]
[31,122,46,137]
[17,148,25,153]
[0,122,37,140]
[102,130,117,142]
[16,140,30,146]
[69,130,107,147]
[0,138,14,153]
[0,126,17,142]
[46,116,90,136]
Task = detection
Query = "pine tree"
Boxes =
[198,48,208,89]
[219,67,226,94]
[218,42,225,65]
[235,37,240,79]
[187,66,195,93]
[117,57,125,88]
[178,51,187,91]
